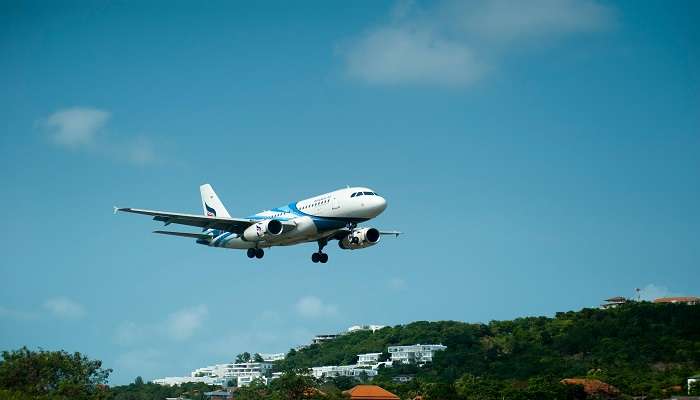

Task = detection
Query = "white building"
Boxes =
[311,365,378,380]
[187,361,274,387]
[230,362,273,387]
[689,374,700,394]
[348,325,386,333]
[388,344,447,365]
[259,353,286,362]
[152,376,217,386]
[356,353,382,367]
[312,334,342,345]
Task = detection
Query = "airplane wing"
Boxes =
[379,230,402,237]
[116,207,254,234]
[153,230,214,239]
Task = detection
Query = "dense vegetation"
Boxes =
[0,347,111,400]
[278,302,700,399]
[2,302,698,399]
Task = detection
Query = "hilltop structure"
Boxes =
[343,385,400,400]
[654,297,700,305]
[388,344,447,365]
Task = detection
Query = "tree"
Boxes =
[236,352,252,363]
[358,370,369,383]
[455,374,503,400]
[253,353,265,363]
[133,376,144,385]
[268,371,320,400]
[0,347,111,400]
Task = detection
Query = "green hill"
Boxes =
[278,302,700,398]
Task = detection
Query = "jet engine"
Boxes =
[339,227,380,250]
[243,219,283,241]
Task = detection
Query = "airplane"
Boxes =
[116,184,400,263]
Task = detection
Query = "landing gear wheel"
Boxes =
[247,248,256,258]
[311,252,320,263]
[255,248,264,259]
[319,253,329,263]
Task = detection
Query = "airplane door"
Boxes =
[331,196,340,210]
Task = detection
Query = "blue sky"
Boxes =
[1,0,698,385]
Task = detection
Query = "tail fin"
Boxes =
[200,184,231,218]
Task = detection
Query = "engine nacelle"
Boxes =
[243,219,283,241]
[339,227,381,250]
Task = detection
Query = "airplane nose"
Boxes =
[376,196,387,213]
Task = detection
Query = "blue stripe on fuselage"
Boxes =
[247,201,368,232]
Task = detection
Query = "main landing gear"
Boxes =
[247,248,264,259]
[311,239,329,264]
[347,222,359,244]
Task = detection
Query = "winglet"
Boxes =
[113,206,119,215]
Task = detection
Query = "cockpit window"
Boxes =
[364,192,373,195]
[350,193,356,197]
[356,192,363,196]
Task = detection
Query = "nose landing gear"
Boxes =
[312,239,329,263]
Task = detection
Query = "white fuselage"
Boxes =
[205,187,387,249]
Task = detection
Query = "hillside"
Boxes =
[278,302,700,398]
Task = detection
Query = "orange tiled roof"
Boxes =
[561,378,620,395]
[343,385,400,399]
[653,296,699,303]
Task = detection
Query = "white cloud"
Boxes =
[46,107,110,147]
[124,137,157,166]
[113,305,209,348]
[43,107,159,166]
[340,0,614,87]
[43,297,86,319]
[295,296,338,319]
[115,348,163,378]
[638,284,678,301]
[165,305,209,341]
[453,0,613,43]
[344,27,484,87]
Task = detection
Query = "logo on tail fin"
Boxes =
[205,203,217,217]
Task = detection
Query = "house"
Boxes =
[654,297,700,306]
[311,365,378,380]
[387,344,447,365]
[357,353,382,367]
[689,374,700,394]
[561,378,620,398]
[343,385,400,400]
[203,390,233,400]
[392,375,415,383]
[348,325,386,333]
[601,296,628,309]
[312,334,342,345]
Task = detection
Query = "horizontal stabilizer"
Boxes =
[153,230,213,240]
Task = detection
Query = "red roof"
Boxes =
[343,385,400,400]
[653,296,699,303]
[561,378,620,395]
